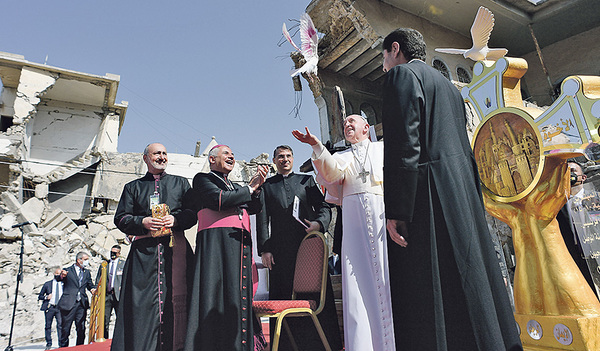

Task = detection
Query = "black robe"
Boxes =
[256,172,341,350]
[382,60,522,351]
[111,172,196,351]
[184,171,262,351]
[557,205,598,298]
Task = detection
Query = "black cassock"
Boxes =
[256,172,342,350]
[184,171,262,351]
[382,60,522,351]
[112,172,196,351]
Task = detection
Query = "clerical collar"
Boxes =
[145,171,166,180]
[210,170,234,190]
[210,170,229,179]
[351,138,370,149]
[279,172,293,178]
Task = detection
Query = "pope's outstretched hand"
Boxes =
[292,127,319,146]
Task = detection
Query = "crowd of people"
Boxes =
[38,27,566,351]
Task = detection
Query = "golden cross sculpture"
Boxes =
[464,57,600,350]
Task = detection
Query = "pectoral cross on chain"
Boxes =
[357,169,370,183]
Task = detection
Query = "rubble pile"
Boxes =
[0,211,128,345]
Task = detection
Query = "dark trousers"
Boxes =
[60,301,87,347]
[44,305,62,347]
[104,291,118,339]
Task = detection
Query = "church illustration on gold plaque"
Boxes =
[464,57,600,350]
[466,57,600,202]
[475,115,540,198]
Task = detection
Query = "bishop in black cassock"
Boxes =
[256,145,341,350]
[184,145,268,351]
[381,28,522,351]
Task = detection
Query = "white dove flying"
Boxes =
[282,13,319,77]
[435,6,507,61]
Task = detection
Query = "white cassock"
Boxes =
[311,139,395,351]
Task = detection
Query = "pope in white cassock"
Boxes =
[292,115,396,351]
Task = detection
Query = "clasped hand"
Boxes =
[142,215,176,232]
[249,165,269,192]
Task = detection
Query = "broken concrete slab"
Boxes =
[1,192,21,213]
[91,214,117,230]
[20,197,44,224]
[34,183,48,199]
[12,67,57,125]
[0,212,17,230]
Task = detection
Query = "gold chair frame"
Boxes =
[253,231,332,351]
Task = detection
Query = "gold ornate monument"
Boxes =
[466,57,600,350]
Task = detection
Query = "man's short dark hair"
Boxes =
[567,158,586,173]
[273,145,293,158]
[383,28,427,61]
[111,245,121,251]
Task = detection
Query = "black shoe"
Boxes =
[44,347,52,350]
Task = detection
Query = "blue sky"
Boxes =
[2,1,321,167]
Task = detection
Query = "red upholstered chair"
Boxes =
[253,232,332,351]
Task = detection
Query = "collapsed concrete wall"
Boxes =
[522,25,600,107]
[0,52,127,209]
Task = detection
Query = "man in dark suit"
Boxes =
[95,245,125,339]
[38,267,63,350]
[381,28,522,350]
[58,251,96,347]
[557,161,598,298]
[256,145,341,350]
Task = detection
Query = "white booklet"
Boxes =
[293,195,309,228]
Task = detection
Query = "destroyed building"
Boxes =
[299,0,600,146]
[0,52,269,344]
[0,52,128,223]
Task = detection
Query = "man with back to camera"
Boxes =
[381,27,522,350]
[256,144,342,350]
[112,142,196,351]
[95,244,125,339]
[57,252,95,347]
[38,267,63,350]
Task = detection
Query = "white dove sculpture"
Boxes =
[435,6,508,61]
[282,13,319,77]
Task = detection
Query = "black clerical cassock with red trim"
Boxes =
[184,171,263,351]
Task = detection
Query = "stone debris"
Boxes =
[0,209,132,344]
[0,155,263,345]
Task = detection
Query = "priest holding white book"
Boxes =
[256,144,342,351]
